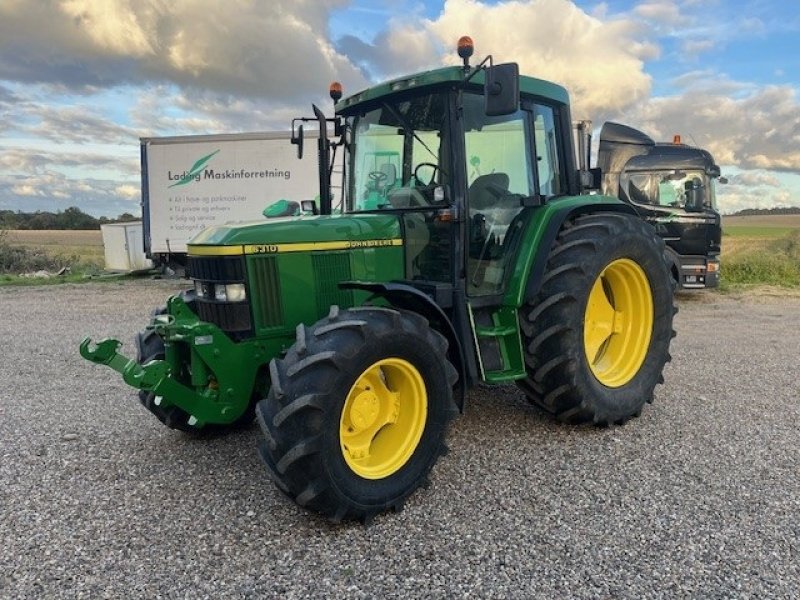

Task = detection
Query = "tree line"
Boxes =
[0,207,139,230]
[731,206,800,216]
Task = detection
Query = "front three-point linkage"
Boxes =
[80,295,266,429]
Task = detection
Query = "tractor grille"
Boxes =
[187,254,252,339]
[249,256,284,328]
[187,255,245,281]
[196,301,252,334]
[312,252,354,314]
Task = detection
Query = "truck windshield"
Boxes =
[628,170,717,211]
[344,92,450,212]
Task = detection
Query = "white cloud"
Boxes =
[738,17,766,35]
[0,0,366,102]
[114,184,139,199]
[632,81,800,173]
[11,183,43,197]
[634,1,690,28]
[424,0,655,118]
[0,147,138,176]
[729,171,781,187]
[681,38,715,56]
[22,105,138,145]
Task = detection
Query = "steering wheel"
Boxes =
[413,162,439,187]
[368,171,388,184]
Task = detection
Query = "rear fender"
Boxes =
[522,201,638,303]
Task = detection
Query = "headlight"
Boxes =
[225,283,247,302]
[195,281,246,302]
[212,282,246,302]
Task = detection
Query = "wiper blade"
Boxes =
[382,102,439,163]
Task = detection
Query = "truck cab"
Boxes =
[596,122,722,288]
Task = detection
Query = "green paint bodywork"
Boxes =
[190,213,402,246]
[80,214,406,427]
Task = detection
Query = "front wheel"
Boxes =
[518,212,675,425]
[256,306,458,523]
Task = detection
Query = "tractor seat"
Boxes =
[377,163,397,191]
[468,173,510,210]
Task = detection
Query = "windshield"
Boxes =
[345,92,450,212]
[627,170,717,211]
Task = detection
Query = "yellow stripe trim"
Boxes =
[187,245,245,256]
[188,238,403,257]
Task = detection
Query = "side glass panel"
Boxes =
[532,104,563,197]
[627,173,657,205]
[462,93,533,296]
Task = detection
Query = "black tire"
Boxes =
[134,290,257,433]
[256,306,458,524]
[518,212,675,425]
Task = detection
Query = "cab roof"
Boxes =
[335,65,570,113]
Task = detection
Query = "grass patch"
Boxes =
[722,230,800,287]
[723,226,794,238]
[0,228,105,284]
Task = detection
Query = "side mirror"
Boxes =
[718,176,728,185]
[301,200,319,215]
[263,199,301,218]
[471,213,487,240]
[291,124,304,159]
[484,63,519,116]
[684,179,704,212]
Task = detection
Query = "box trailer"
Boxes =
[140,132,321,267]
[100,221,154,272]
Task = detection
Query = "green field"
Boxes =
[720,215,800,289]
[0,229,106,284]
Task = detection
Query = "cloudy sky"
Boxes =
[0,0,798,216]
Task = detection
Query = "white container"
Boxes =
[101,221,154,272]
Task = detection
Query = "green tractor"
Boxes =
[81,37,675,523]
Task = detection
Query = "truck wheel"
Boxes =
[518,213,675,425]
[256,306,458,523]
[134,290,256,433]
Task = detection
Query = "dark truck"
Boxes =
[593,122,723,289]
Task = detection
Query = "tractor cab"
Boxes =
[319,40,577,304]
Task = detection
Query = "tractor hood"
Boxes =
[187,213,402,254]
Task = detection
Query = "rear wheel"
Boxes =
[256,306,458,523]
[518,213,675,425]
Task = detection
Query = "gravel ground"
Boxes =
[1,280,799,598]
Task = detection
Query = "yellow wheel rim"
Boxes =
[584,258,653,388]
[339,358,427,479]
